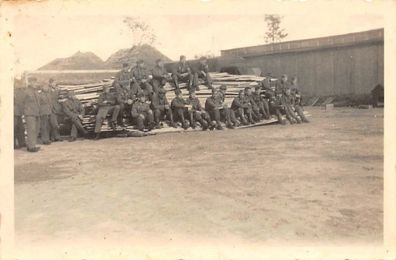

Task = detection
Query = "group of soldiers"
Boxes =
[14,55,309,152]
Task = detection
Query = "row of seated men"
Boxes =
[14,65,308,152]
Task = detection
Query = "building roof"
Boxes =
[221,28,384,58]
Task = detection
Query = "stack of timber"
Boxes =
[58,72,277,133]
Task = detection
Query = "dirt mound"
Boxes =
[39,51,105,70]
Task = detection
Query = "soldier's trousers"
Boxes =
[234,108,250,124]
[294,105,309,123]
[194,72,212,89]
[172,73,193,90]
[151,78,167,93]
[154,108,173,124]
[118,103,132,125]
[50,113,61,140]
[220,107,237,125]
[14,115,26,148]
[187,110,209,126]
[94,105,120,133]
[69,115,86,138]
[40,114,51,143]
[256,101,270,119]
[25,115,40,149]
[173,108,187,123]
[133,111,154,130]
[207,109,221,126]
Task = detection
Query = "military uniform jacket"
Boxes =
[186,97,203,111]
[98,92,118,107]
[115,70,131,87]
[151,93,169,110]
[171,96,186,109]
[152,65,168,80]
[252,92,264,104]
[176,62,191,75]
[131,66,150,83]
[63,97,84,118]
[50,87,63,114]
[198,63,209,73]
[245,94,258,108]
[38,90,52,115]
[131,101,151,117]
[14,88,25,116]
[116,88,133,104]
[231,96,249,110]
[22,87,41,116]
[205,96,222,111]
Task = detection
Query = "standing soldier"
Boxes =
[185,90,209,130]
[151,59,171,93]
[131,92,155,131]
[114,63,132,89]
[171,89,189,129]
[151,88,176,129]
[193,56,213,90]
[62,90,88,141]
[94,86,120,139]
[231,90,251,125]
[48,78,62,142]
[14,79,26,149]
[131,59,153,100]
[38,83,53,145]
[22,77,41,152]
[252,85,270,120]
[172,55,194,91]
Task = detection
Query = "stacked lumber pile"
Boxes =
[57,72,273,133]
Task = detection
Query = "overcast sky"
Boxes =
[7,0,386,73]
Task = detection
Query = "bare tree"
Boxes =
[264,15,288,44]
[123,17,156,46]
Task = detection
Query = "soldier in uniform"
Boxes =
[131,59,153,100]
[151,88,176,128]
[14,80,26,149]
[193,56,213,90]
[151,59,171,93]
[185,90,209,130]
[231,90,251,125]
[116,83,134,126]
[114,63,132,89]
[216,85,238,128]
[94,86,120,139]
[38,83,53,145]
[22,77,41,152]
[289,76,309,123]
[131,92,155,131]
[172,55,194,91]
[276,75,301,124]
[244,87,261,123]
[62,90,88,141]
[252,85,270,120]
[171,89,189,129]
[48,78,62,141]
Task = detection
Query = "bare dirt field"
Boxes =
[14,107,383,252]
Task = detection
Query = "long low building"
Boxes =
[219,28,384,97]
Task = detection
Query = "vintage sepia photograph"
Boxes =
[1,0,395,259]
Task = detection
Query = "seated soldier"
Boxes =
[116,83,134,126]
[290,76,309,123]
[193,57,213,90]
[171,89,190,129]
[276,76,301,124]
[205,89,223,130]
[131,92,155,131]
[171,55,194,91]
[151,59,171,93]
[244,87,261,123]
[131,59,153,100]
[252,85,270,120]
[217,85,238,128]
[94,86,120,139]
[231,90,251,125]
[185,90,209,130]
[151,88,176,128]
[62,90,88,141]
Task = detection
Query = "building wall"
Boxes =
[223,43,383,96]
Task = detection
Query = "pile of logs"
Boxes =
[57,72,269,132]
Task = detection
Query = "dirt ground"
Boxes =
[14,107,383,252]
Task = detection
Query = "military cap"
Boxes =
[244,86,251,91]
[122,62,129,67]
[48,78,55,83]
[156,58,162,64]
[254,85,261,90]
[158,88,167,94]
[199,56,207,61]
[174,89,182,95]
[239,90,244,95]
[219,85,227,90]
[180,55,186,60]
